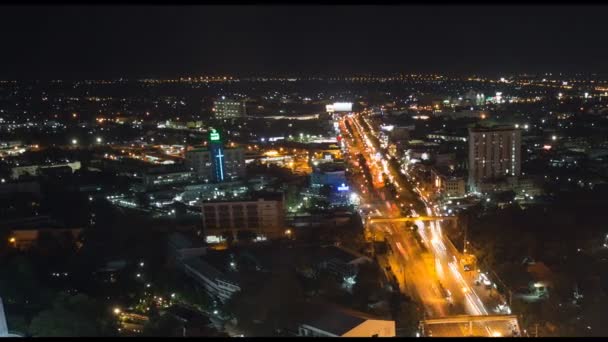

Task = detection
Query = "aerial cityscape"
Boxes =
[2,4,608,338]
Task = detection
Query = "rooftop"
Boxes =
[300,302,379,336]
[469,124,520,133]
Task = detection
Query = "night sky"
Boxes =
[2,5,608,79]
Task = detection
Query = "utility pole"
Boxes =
[463,222,468,254]
[535,323,539,338]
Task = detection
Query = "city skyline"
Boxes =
[2,4,608,338]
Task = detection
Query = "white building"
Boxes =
[10,161,81,180]
[168,233,240,303]
[468,126,521,192]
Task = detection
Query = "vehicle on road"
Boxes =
[437,282,453,304]
[475,272,493,289]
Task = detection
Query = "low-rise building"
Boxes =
[431,168,466,198]
[427,132,468,143]
[3,216,82,250]
[168,234,240,303]
[10,161,81,180]
[310,162,347,188]
[296,303,395,337]
[0,180,41,198]
[142,167,194,189]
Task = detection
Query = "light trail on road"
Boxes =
[338,113,517,336]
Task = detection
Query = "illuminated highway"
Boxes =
[339,112,519,337]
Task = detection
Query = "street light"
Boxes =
[72,139,78,145]
[113,307,121,315]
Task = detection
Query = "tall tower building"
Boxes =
[468,125,521,192]
[208,129,226,182]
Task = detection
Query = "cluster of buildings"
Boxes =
[397,122,545,207]
[168,233,394,337]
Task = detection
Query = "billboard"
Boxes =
[332,102,353,112]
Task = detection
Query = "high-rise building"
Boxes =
[213,97,245,120]
[209,129,226,182]
[185,129,245,182]
[468,125,521,192]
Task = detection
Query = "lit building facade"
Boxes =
[185,130,245,182]
[209,129,225,182]
[213,97,245,120]
[468,126,521,192]
[201,195,285,242]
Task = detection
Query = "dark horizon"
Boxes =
[2,5,608,80]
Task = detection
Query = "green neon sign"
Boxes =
[210,129,220,141]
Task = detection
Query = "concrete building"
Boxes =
[201,193,285,242]
[142,168,194,189]
[0,297,21,337]
[310,162,347,188]
[3,216,82,250]
[0,180,41,198]
[168,232,207,261]
[168,233,240,303]
[468,125,521,192]
[427,133,468,142]
[213,97,245,120]
[0,297,6,337]
[10,161,81,180]
[431,168,466,198]
[297,303,395,337]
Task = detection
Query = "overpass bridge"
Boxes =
[367,216,457,224]
[420,314,521,337]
